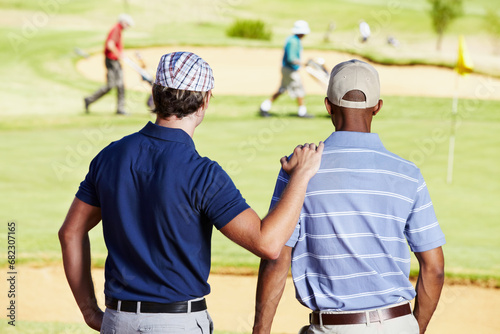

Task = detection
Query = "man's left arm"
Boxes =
[106,26,122,59]
[406,172,445,333]
[413,247,445,334]
[285,38,302,66]
[58,197,103,332]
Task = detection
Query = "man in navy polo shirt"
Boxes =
[253,60,445,334]
[59,51,324,333]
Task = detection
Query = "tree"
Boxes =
[428,0,463,51]
[484,8,500,54]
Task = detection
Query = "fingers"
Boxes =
[316,141,325,154]
[282,141,324,176]
[294,142,323,152]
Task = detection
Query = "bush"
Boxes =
[226,19,272,40]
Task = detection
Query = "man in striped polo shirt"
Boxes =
[253,59,445,334]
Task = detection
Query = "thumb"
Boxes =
[280,156,288,167]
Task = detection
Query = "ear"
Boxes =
[203,90,212,109]
[372,99,383,116]
[324,97,333,115]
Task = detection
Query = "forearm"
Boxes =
[60,232,102,330]
[413,248,445,333]
[59,198,103,331]
[220,143,323,260]
[259,173,310,256]
[106,40,120,59]
[414,273,444,333]
[253,248,292,334]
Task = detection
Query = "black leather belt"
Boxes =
[105,296,207,313]
[310,303,412,325]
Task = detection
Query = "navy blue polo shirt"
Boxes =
[76,121,250,303]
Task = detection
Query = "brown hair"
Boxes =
[152,84,210,119]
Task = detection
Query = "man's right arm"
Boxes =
[253,246,292,334]
[106,39,121,59]
[220,142,323,260]
[106,27,121,59]
[413,246,445,334]
[59,198,103,332]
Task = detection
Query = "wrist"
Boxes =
[288,168,315,182]
[252,324,271,334]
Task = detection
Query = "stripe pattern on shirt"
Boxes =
[270,132,445,311]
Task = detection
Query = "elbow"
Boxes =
[260,251,280,261]
[434,266,445,282]
[58,226,66,246]
[257,242,283,261]
[432,257,445,281]
[58,225,72,248]
[423,263,445,285]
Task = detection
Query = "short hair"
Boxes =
[342,90,366,103]
[152,84,210,119]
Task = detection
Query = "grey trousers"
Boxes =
[86,58,125,113]
[100,308,214,334]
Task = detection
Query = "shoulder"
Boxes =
[102,131,140,151]
[288,35,300,45]
[380,147,419,171]
[194,157,228,180]
[108,23,121,38]
[285,35,298,45]
[91,132,141,163]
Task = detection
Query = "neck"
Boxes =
[333,109,373,133]
[155,114,198,138]
[335,123,371,132]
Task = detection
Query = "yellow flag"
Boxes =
[455,35,473,76]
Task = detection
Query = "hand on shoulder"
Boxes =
[281,142,324,179]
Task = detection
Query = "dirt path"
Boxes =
[1,266,499,333]
[77,45,500,101]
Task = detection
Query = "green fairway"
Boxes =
[1,0,500,308]
[1,93,500,283]
[1,1,500,333]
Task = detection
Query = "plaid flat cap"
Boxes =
[154,52,214,92]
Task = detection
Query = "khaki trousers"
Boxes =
[303,303,419,334]
[86,58,125,113]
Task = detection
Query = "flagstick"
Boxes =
[446,74,460,184]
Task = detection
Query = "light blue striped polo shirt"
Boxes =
[270,131,445,311]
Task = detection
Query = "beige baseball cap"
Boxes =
[327,59,380,109]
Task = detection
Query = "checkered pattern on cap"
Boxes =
[154,52,214,92]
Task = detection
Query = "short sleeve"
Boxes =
[405,172,446,252]
[201,163,250,230]
[285,37,301,65]
[107,25,120,45]
[75,156,101,207]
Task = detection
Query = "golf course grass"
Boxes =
[2,93,500,281]
[1,0,500,332]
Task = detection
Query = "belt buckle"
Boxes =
[309,312,323,326]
